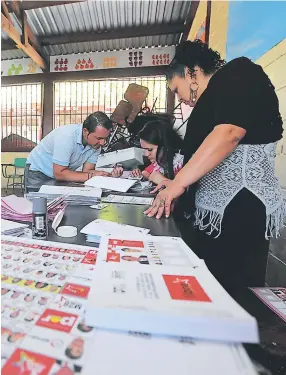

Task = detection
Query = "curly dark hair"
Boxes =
[166,40,225,80]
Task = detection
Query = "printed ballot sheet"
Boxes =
[1,236,99,375]
[98,235,202,268]
[87,237,259,343]
[1,235,259,375]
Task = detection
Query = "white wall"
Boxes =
[256,39,286,188]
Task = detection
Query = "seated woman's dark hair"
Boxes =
[138,116,183,179]
[166,39,225,80]
[128,113,175,134]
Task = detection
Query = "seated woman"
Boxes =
[131,117,184,185]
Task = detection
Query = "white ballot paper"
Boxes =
[81,219,150,237]
[86,241,259,343]
[1,219,29,236]
[39,185,102,198]
[102,194,154,205]
[83,330,258,375]
[85,176,136,192]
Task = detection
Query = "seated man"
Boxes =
[24,111,122,191]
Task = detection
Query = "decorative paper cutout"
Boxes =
[27,61,37,73]
[54,58,68,72]
[8,64,23,76]
[103,57,117,68]
[152,53,170,66]
[128,51,143,67]
[74,58,94,70]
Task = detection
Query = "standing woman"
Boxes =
[145,40,285,293]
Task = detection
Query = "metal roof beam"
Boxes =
[40,22,185,46]
[1,38,17,50]
[6,1,85,11]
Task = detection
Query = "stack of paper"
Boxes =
[1,219,28,236]
[1,194,67,222]
[85,234,259,344]
[80,219,150,243]
[85,331,258,375]
[102,194,154,205]
[85,176,137,192]
[26,185,102,205]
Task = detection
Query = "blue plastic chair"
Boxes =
[2,158,27,193]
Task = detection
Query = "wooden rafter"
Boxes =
[205,1,212,46]
[1,0,12,22]
[7,1,39,48]
[1,12,47,69]
[182,0,200,41]
[20,7,28,45]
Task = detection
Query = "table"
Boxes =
[23,181,286,374]
[27,178,155,197]
[47,203,180,245]
[45,204,286,375]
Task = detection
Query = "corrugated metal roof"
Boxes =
[42,33,181,56]
[2,0,190,60]
[1,49,27,59]
[26,1,189,35]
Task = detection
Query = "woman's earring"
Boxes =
[190,82,198,103]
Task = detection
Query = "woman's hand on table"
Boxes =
[144,180,185,219]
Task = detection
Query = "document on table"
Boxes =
[39,185,102,198]
[2,194,33,214]
[84,331,258,375]
[80,219,150,236]
[86,262,259,343]
[1,219,28,236]
[102,194,154,205]
[84,176,137,192]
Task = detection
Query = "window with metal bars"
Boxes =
[53,76,167,128]
[1,83,43,152]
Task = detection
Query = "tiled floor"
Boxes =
[2,188,286,286]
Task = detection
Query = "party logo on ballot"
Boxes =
[162,275,212,302]
[36,309,78,333]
